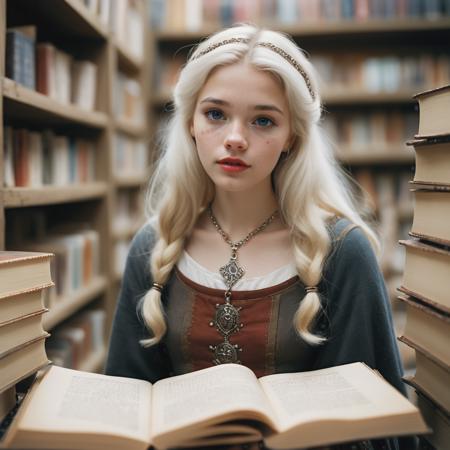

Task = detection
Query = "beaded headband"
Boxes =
[193,37,316,101]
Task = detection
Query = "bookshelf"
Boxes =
[0,0,149,373]
[147,1,450,372]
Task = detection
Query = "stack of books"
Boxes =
[398,84,450,450]
[0,252,53,423]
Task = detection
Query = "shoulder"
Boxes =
[128,219,159,257]
[325,217,380,281]
[328,217,375,259]
[122,219,159,282]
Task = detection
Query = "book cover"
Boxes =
[397,293,450,367]
[0,252,53,299]
[414,84,450,138]
[407,136,450,186]
[410,187,450,246]
[399,239,450,312]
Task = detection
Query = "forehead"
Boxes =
[198,63,288,107]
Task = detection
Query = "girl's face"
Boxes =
[190,63,292,195]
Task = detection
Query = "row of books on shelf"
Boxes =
[3,127,96,188]
[113,133,148,177]
[114,239,132,277]
[154,51,450,102]
[79,0,144,60]
[396,84,450,448]
[6,27,98,110]
[352,169,413,275]
[113,189,143,233]
[312,53,450,94]
[46,308,106,370]
[21,230,101,307]
[325,111,418,152]
[115,73,145,125]
[149,0,450,31]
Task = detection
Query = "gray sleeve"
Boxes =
[104,223,171,382]
[314,224,417,450]
[314,223,406,394]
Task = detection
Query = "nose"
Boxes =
[224,121,248,151]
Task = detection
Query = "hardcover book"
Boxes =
[0,252,53,299]
[409,185,450,246]
[414,84,450,138]
[403,344,450,414]
[407,136,450,186]
[0,336,49,393]
[399,239,450,312]
[416,392,450,450]
[3,362,428,450]
[397,293,449,367]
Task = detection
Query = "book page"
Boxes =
[152,363,275,436]
[16,366,152,443]
[259,362,419,431]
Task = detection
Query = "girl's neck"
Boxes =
[210,190,280,240]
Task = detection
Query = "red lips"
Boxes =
[217,157,250,173]
[217,157,250,167]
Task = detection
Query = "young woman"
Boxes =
[105,24,413,450]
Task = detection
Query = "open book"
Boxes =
[3,362,428,450]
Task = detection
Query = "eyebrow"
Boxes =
[199,97,284,115]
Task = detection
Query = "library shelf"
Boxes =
[337,148,415,166]
[153,18,450,42]
[7,0,108,40]
[1,183,109,208]
[78,347,107,373]
[116,40,144,74]
[151,90,418,108]
[323,90,417,105]
[3,79,108,129]
[114,174,149,188]
[43,275,108,331]
[112,222,143,241]
[114,117,147,137]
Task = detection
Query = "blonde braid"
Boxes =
[140,236,185,347]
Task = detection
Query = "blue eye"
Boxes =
[254,117,274,127]
[206,109,225,121]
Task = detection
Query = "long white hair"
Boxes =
[140,24,379,347]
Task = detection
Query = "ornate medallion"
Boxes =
[219,259,244,289]
[210,341,241,364]
[212,303,242,335]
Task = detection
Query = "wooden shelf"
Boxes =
[43,276,108,330]
[78,347,107,373]
[114,174,149,187]
[112,222,143,240]
[114,117,147,137]
[323,89,417,105]
[1,183,109,208]
[337,147,415,165]
[3,78,108,129]
[152,89,418,108]
[154,18,450,41]
[115,40,144,73]
[7,0,108,40]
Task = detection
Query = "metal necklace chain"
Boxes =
[207,204,278,365]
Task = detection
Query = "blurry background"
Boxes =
[1,0,449,379]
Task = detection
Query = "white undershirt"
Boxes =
[177,250,297,290]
